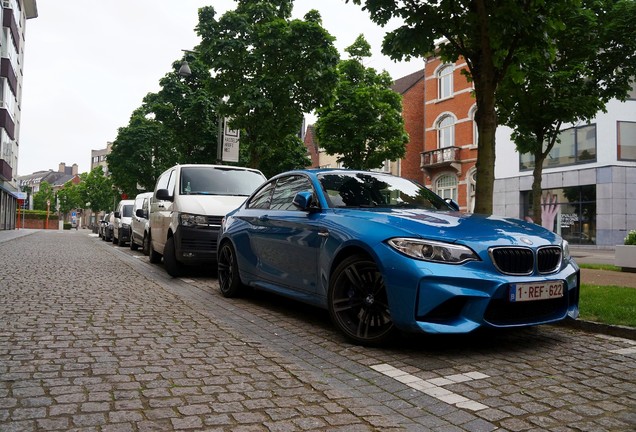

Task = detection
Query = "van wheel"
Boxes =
[113,234,118,245]
[142,234,150,256]
[148,234,162,264]
[163,237,183,277]
[130,238,138,251]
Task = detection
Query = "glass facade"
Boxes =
[520,124,597,170]
[522,185,596,245]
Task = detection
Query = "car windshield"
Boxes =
[180,167,265,196]
[318,172,451,211]
[122,205,133,218]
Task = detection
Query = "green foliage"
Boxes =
[578,263,622,272]
[78,167,115,212]
[63,223,72,230]
[497,0,636,226]
[316,35,408,170]
[349,0,578,214]
[580,283,636,327]
[196,0,339,176]
[625,230,636,246]
[57,181,82,215]
[32,181,55,211]
[108,111,174,198]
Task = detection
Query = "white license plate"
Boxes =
[510,281,564,302]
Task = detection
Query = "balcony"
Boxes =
[0,158,12,182]
[420,146,461,176]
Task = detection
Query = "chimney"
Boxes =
[59,162,66,173]
[72,164,78,176]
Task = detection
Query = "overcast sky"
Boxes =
[18,0,422,176]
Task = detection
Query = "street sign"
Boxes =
[221,118,240,163]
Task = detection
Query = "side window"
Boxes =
[155,170,174,195]
[142,197,149,213]
[166,171,177,197]
[247,182,276,209]
[270,176,314,211]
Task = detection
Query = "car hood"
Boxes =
[177,195,249,217]
[334,208,561,247]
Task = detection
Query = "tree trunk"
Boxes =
[531,155,546,227]
[473,77,498,215]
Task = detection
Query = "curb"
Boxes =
[558,319,636,341]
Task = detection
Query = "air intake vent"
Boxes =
[489,247,534,275]
[538,247,562,274]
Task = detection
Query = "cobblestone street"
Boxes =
[1,230,635,431]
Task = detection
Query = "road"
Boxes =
[1,230,635,431]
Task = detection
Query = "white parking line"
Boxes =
[371,364,489,411]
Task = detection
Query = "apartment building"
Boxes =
[0,0,37,230]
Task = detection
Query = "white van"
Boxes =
[113,199,135,246]
[130,192,153,254]
[148,164,266,277]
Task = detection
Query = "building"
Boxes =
[0,0,37,230]
[18,162,79,209]
[391,69,425,183]
[91,141,112,175]
[420,56,478,212]
[494,86,636,247]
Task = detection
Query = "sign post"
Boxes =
[218,117,240,163]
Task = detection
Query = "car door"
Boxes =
[247,175,323,294]
[150,168,175,254]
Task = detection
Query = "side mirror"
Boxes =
[444,198,460,212]
[135,209,144,218]
[114,211,121,218]
[293,191,320,212]
[156,189,173,201]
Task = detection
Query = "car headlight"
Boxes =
[562,239,571,261]
[179,213,208,227]
[388,238,480,264]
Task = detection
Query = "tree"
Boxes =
[77,166,115,213]
[195,0,340,177]
[33,181,55,211]
[497,0,636,226]
[349,0,577,214]
[108,110,176,198]
[57,181,82,216]
[315,35,408,170]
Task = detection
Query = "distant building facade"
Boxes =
[91,141,112,175]
[0,0,37,230]
[494,85,636,247]
[18,162,79,209]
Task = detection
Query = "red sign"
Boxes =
[121,193,128,199]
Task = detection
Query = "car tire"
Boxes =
[328,254,396,346]
[148,234,161,264]
[142,234,150,256]
[218,241,243,297]
[113,233,118,245]
[163,236,183,277]
[130,237,138,251]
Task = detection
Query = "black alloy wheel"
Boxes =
[328,254,396,346]
[218,242,243,297]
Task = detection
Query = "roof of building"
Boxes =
[391,69,425,94]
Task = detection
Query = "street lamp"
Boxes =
[178,49,198,77]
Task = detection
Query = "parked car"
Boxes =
[113,199,134,246]
[149,164,266,277]
[217,169,580,345]
[103,212,115,242]
[130,192,153,254]
[98,213,110,239]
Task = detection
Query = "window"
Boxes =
[522,186,596,244]
[437,65,453,99]
[437,115,455,148]
[435,174,457,202]
[618,121,636,160]
[520,124,597,170]
[269,176,313,211]
[248,182,276,209]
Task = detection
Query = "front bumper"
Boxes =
[174,226,219,264]
[378,248,580,334]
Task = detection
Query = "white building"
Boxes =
[494,85,636,247]
[0,0,37,230]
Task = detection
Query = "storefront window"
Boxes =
[519,124,597,170]
[522,185,596,245]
